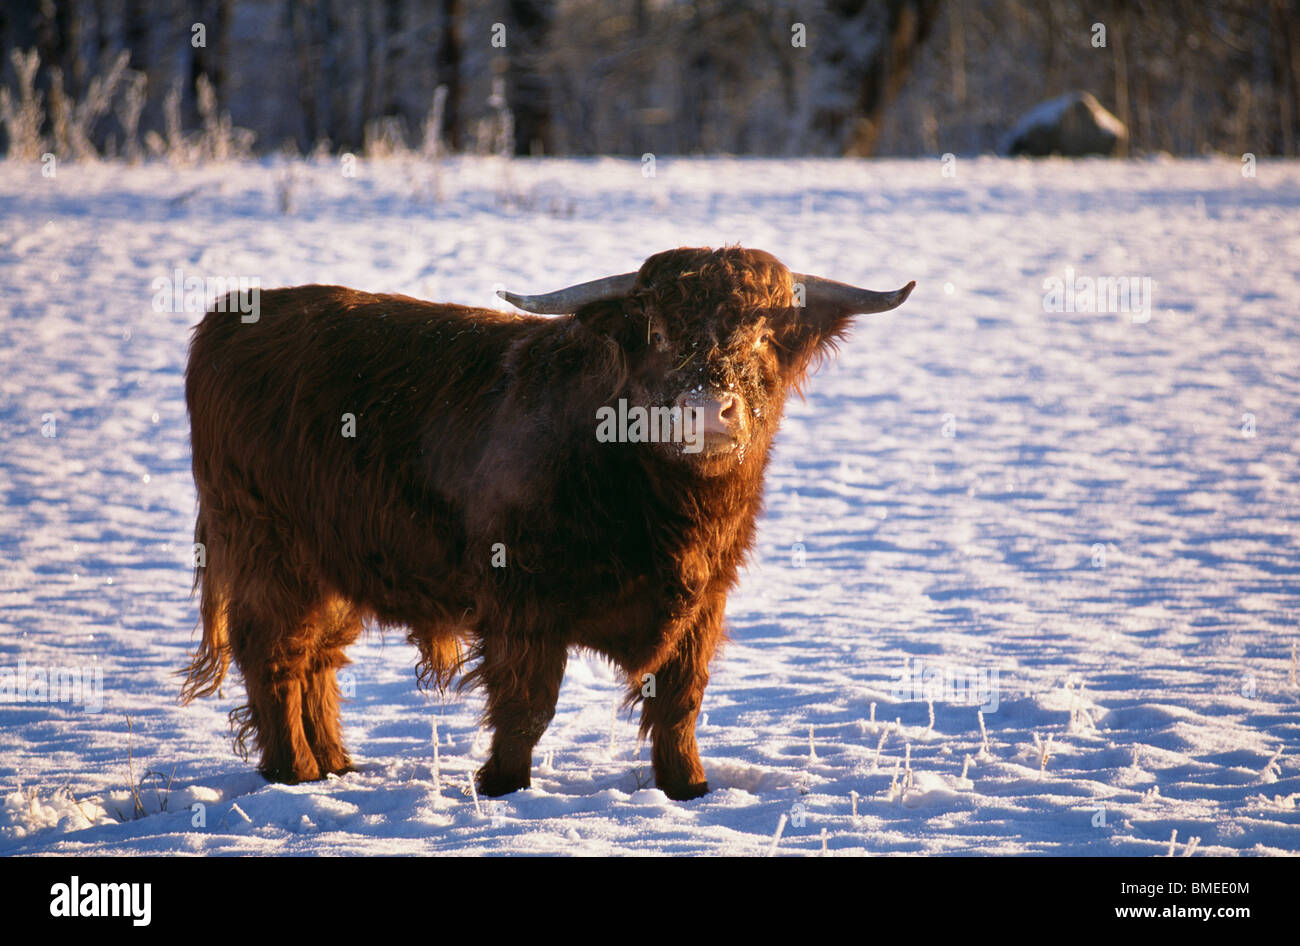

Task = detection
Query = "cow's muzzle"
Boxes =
[675,389,748,454]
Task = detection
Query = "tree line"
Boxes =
[1,0,1296,160]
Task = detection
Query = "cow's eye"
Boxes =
[651,331,667,349]
[756,330,773,348]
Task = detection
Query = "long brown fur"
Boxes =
[182,246,873,798]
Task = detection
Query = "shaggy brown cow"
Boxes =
[182,246,914,800]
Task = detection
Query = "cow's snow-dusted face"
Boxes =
[626,299,782,463]
[567,245,912,476]
[615,248,803,472]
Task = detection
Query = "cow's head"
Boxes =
[499,246,914,474]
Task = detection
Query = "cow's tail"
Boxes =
[180,501,231,703]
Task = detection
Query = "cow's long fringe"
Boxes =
[408,627,469,694]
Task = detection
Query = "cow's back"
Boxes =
[185,285,536,619]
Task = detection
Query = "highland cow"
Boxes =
[182,246,914,800]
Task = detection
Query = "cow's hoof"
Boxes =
[312,750,354,778]
[477,769,529,797]
[259,762,322,785]
[661,780,709,801]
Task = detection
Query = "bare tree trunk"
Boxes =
[290,0,319,148]
[383,0,403,118]
[950,0,966,106]
[33,0,82,143]
[505,0,553,155]
[436,0,462,150]
[361,2,379,146]
[191,0,233,115]
[1270,0,1298,155]
[848,0,940,156]
[1111,0,1130,156]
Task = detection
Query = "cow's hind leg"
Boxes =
[471,633,567,796]
[227,594,322,783]
[222,551,351,784]
[300,597,364,777]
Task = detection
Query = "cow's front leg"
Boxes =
[475,633,567,796]
[636,593,725,801]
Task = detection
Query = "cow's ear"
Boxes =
[763,303,848,380]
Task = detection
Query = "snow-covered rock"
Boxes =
[1004,91,1128,156]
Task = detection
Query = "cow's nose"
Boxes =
[676,390,746,438]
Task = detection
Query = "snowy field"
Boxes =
[1,154,1298,856]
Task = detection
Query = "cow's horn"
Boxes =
[497,272,639,314]
[795,275,916,314]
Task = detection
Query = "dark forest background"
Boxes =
[2,0,1298,160]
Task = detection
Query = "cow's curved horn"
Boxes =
[497,272,639,314]
[795,275,916,315]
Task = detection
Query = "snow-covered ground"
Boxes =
[1,154,1298,855]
